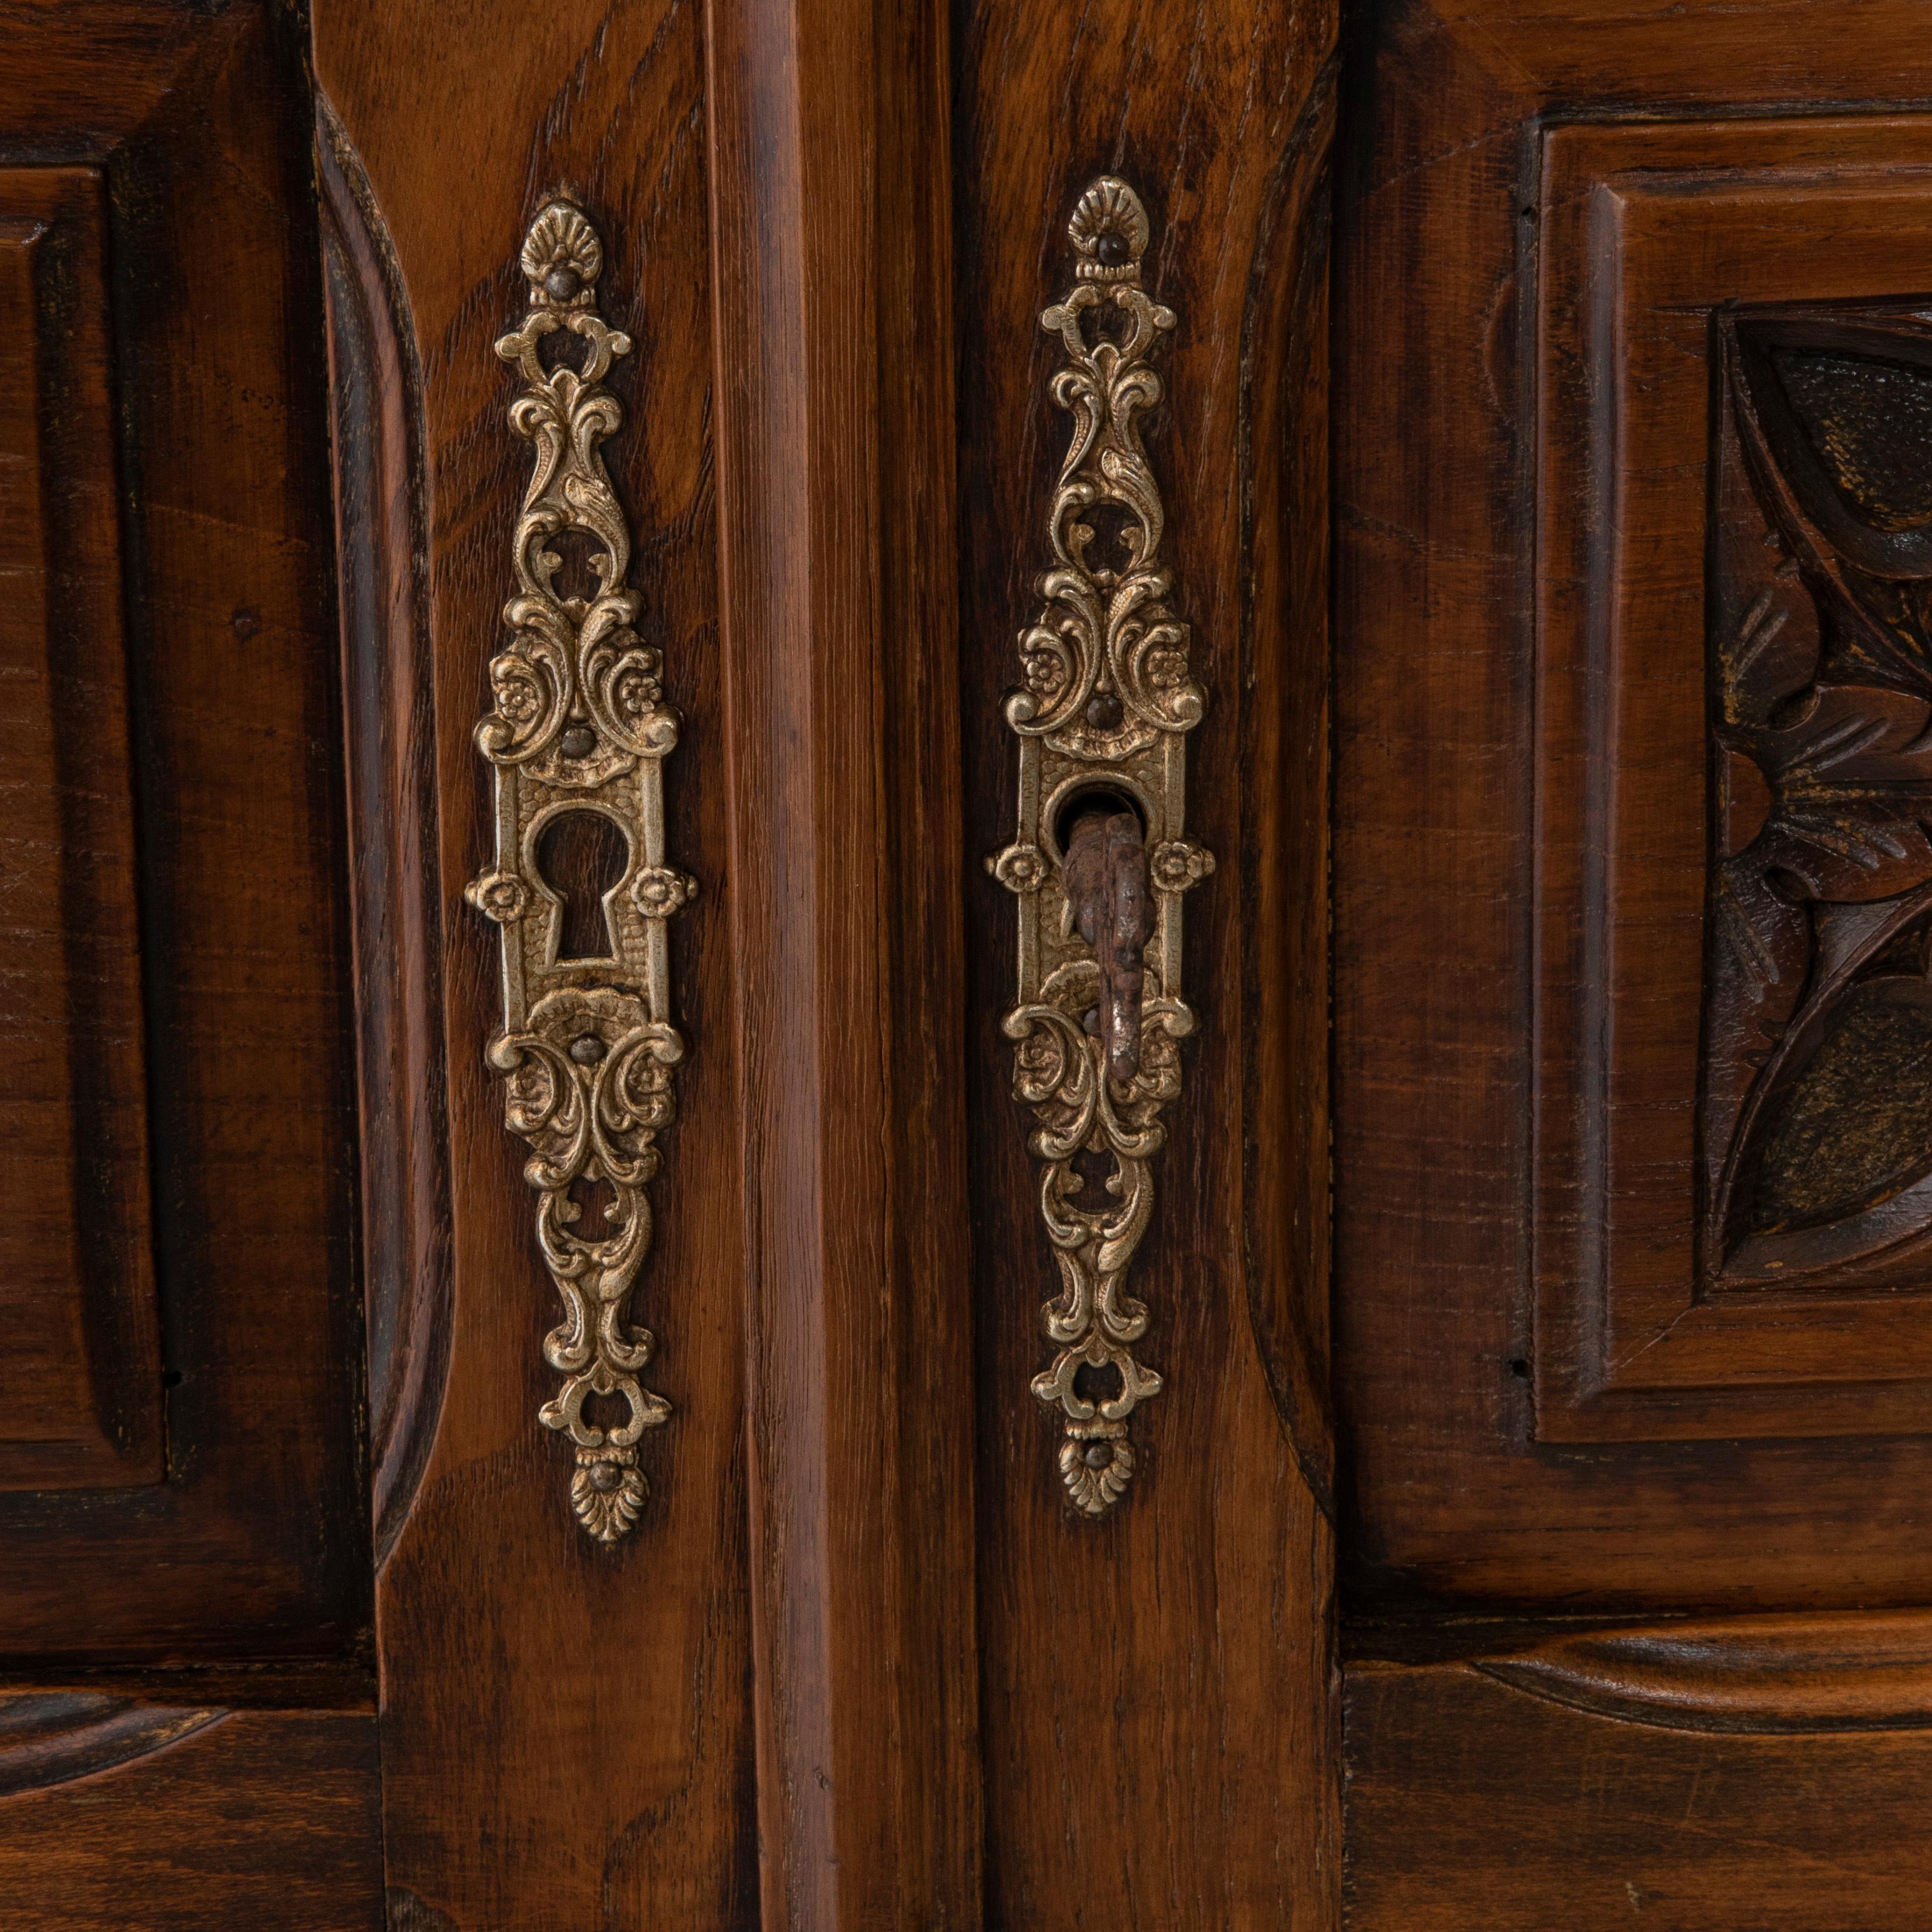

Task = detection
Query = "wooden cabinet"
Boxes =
[3,0,1930,1926]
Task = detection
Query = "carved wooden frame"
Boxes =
[1533,118,1932,1440]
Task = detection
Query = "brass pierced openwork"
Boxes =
[465,200,695,1542]
[988,177,1212,1516]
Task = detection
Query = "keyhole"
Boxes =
[1051,784,1145,857]
[535,809,630,961]
[541,527,605,604]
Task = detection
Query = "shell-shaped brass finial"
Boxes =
[1067,175,1150,282]
[520,199,602,309]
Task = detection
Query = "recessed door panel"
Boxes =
[0,166,160,1493]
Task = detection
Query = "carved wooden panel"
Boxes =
[0,167,161,1491]
[1534,118,1932,1440]
[1708,307,1932,1289]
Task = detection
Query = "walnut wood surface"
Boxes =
[20,0,1932,1919]
[313,1,758,1924]
[0,164,160,1492]
[0,1691,222,1799]
[706,0,984,1923]
[953,4,1338,1926]
[1475,1610,1932,1733]
[0,3,378,1917]
[1531,118,1932,1443]
[317,0,1340,1921]
[1337,1,1932,1917]
[318,107,452,1574]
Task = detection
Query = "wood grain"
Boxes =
[1335,0,1932,1612]
[0,0,368,1660]
[0,1691,221,1799]
[0,165,160,1492]
[706,0,983,1922]
[0,0,1362,1919]
[1476,1611,1932,1733]
[318,98,453,1576]
[0,1707,381,1932]
[320,0,1341,1917]
[1529,118,1932,1443]
[1346,1653,1932,1930]
[953,3,1339,1926]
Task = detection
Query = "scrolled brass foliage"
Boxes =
[988,177,1211,1517]
[466,199,695,1542]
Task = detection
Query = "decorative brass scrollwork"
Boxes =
[466,199,694,1543]
[988,177,1212,1517]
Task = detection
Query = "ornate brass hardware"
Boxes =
[465,199,694,1543]
[988,177,1212,1517]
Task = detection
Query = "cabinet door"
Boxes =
[1338,5,1932,1927]
[313,0,1337,1926]
[0,5,379,1927]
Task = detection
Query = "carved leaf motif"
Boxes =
[1729,682,1932,903]
[1705,311,1932,1281]
[1740,964,1932,1242]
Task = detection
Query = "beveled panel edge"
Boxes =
[0,164,163,1492]
[0,1691,225,1800]
[315,97,453,1572]
[1474,1609,1932,1734]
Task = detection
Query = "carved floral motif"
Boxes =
[1705,311,1932,1283]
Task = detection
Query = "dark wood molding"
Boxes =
[0,164,162,1496]
[1530,118,1932,1444]
[0,0,368,1666]
[1475,1610,1932,1735]
[1346,1645,1932,1930]
[0,1692,224,1800]
[704,0,984,1922]
[1238,47,1342,1523]
[316,97,453,1574]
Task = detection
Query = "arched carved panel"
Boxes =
[316,100,453,1574]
